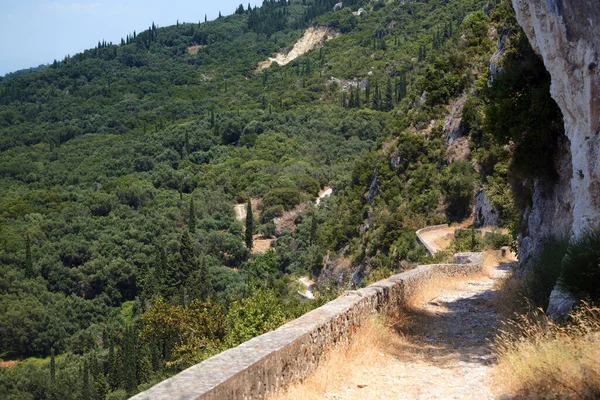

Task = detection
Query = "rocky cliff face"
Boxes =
[511,0,600,315]
[512,0,600,234]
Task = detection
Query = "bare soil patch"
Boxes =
[186,45,206,55]
[0,360,18,369]
[252,235,275,254]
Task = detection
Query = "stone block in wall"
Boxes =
[453,252,483,265]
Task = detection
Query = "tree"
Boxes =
[372,81,381,110]
[383,78,393,111]
[443,161,477,221]
[108,341,120,390]
[82,358,92,400]
[136,342,153,385]
[188,196,196,233]
[123,326,138,394]
[245,199,254,251]
[179,229,197,279]
[50,348,56,384]
[24,233,34,278]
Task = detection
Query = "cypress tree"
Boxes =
[94,372,109,400]
[123,326,137,394]
[107,341,120,390]
[245,199,254,250]
[82,358,92,400]
[372,81,380,110]
[383,78,394,111]
[180,230,196,279]
[155,246,167,294]
[50,348,56,384]
[24,233,34,278]
[198,258,211,301]
[188,196,196,233]
[136,342,153,385]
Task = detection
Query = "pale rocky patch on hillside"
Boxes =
[257,26,340,71]
[186,44,206,55]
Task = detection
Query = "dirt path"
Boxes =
[417,225,456,254]
[277,261,512,400]
[234,204,246,221]
[298,276,315,299]
[316,187,333,206]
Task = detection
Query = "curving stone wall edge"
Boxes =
[415,224,449,255]
[131,261,483,400]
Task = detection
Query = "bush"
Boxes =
[262,188,302,211]
[527,237,569,310]
[443,161,477,221]
[559,230,600,300]
[453,229,483,252]
[261,205,284,223]
[483,232,512,249]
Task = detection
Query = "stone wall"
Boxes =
[131,261,483,400]
[415,224,449,255]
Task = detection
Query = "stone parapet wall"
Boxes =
[132,261,483,400]
[415,224,449,255]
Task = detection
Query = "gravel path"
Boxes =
[321,263,511,400]
[417,226,456,254]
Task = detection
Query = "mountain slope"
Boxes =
[0,0,517,398]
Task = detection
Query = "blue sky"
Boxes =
[0,0,261,76]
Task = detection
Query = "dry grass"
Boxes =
[252,235,275,254]
[270,315,407,400]
[483,251,503,278]
[494,303,600,399]
[186,45,206,55]
[492,272,533,317]
[407,274,477,306]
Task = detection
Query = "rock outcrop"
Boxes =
[512,0,600,234]
[474,190,500,228]
[511,0,600,315]
[257,26,339,71]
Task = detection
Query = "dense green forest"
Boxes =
[0,0,536,398]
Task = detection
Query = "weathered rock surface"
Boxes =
[512,0,600,234]
[474,190,499,228]
[511,0,600,315]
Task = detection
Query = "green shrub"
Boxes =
[443,161,477,221]
[262,188,302,211]
[453,229,483,252]
[483,232,512,249]
[559,231,600,300]
[527,237,569,310]
[261,205,284,223]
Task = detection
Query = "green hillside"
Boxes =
[0,0,546,398]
